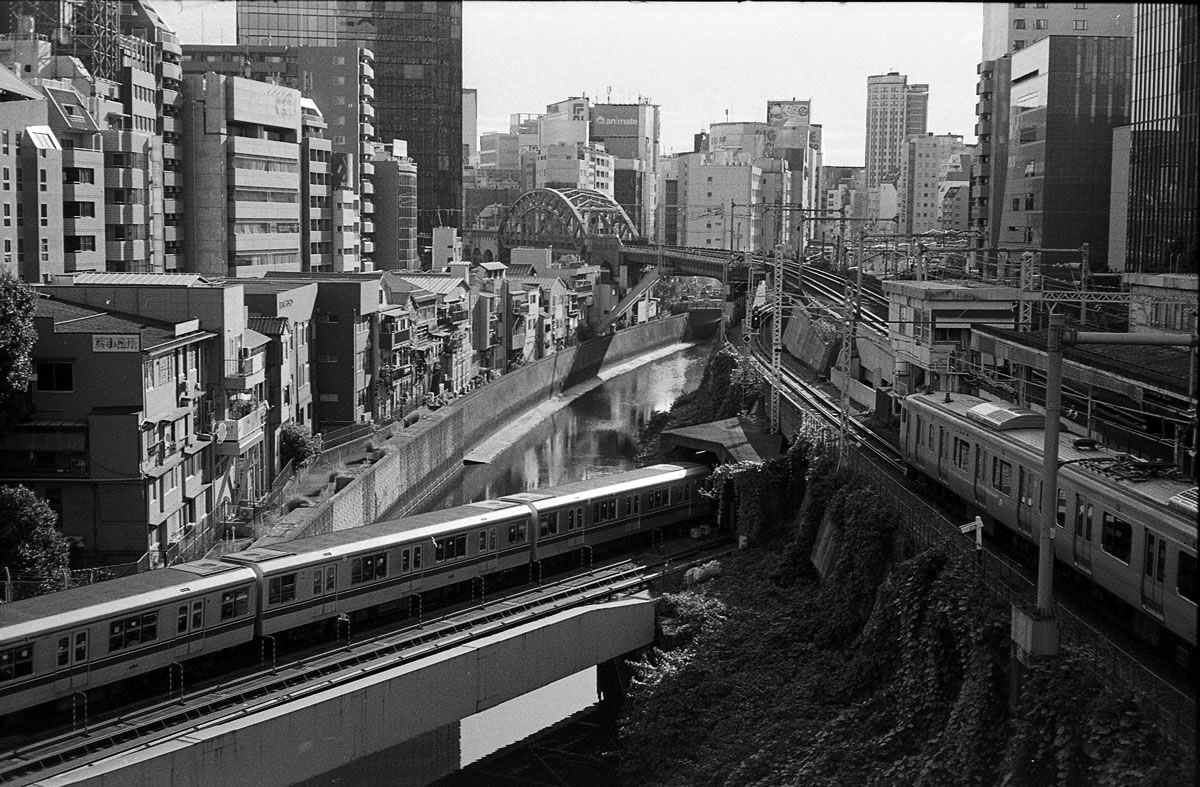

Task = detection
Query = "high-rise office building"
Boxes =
[998,35,1133,270]
[982,2,1133,60]
[899,133,967,236]
[865,72,928,190]
[462,87,478,167]
[975,3,1133,255]
[1122,3,1197,274]
[237,1,462,252]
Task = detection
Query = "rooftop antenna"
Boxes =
[607,85,611,103]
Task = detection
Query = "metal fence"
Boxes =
[788,404,1196,751]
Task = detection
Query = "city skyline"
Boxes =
[161,0,983,165]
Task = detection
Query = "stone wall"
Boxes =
[272,314,695,543]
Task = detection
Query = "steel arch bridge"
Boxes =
[499,188,639,254]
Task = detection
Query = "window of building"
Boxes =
[35,361,73,392]
[1034,18,1048,29]
[1012,198,1021,211]
[1179,552,1197,603]
[1074,2,1088,8]
[1013,18,1026,29]
[1013,39,1025,50]
[1073,19,1088,30]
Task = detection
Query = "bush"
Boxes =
[279,422,321,469]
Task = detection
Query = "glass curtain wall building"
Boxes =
[1126,3,1198,274]
[237,1,462,252]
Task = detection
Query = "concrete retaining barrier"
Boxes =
[269,314,697,543]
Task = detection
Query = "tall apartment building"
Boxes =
[181,43,378,271]
[1118,3,1197,274]
[898,133,968,235]
[667,150,762,251]
[998,35,1133,270]
[372,140,419,271]
[983,1,1133,60]
[816,165,867,241]
[237,1,462,249]
[974,3,1133,255]
[180,72,305,277]
[865,72,928,190]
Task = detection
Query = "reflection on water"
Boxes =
[427,341,713,509]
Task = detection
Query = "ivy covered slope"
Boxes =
[620,350,1190,786]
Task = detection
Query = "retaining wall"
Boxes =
[269,314,696,543]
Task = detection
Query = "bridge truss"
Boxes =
[499,188,638,255]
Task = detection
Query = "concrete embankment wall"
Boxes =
[782,310,840,375]
[269,314,695,543]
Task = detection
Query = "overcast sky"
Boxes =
[160,1,984,166]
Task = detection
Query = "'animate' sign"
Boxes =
[592,106,642,137]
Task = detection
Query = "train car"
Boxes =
[511,463,713,563]
[0,559,258,716]
[900,392,1197,654]
[220,500,533,637]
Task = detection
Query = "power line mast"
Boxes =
[837,229,864,466]
[770,243,784,433]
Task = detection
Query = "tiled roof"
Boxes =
[64,272,214,287]
[35,298,184,350]
[247,316,289,336]
[387,273,467,296]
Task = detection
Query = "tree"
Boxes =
[0,485,70,596]
[0,272,37,434]
[279,421,321,469]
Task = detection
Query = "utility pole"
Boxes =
[837,228,864,466]
[770,242,784,433]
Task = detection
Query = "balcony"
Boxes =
[161,60,183,83]
[380,325,411,349]
[216,402,267,457]
[975,119,992,136]
[361,102,375,119]
[224,353,266,390]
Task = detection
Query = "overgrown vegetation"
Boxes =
[279,421,322,469]
[0,272,37,434]
[0,484,71,597]
[619,349,1190,785]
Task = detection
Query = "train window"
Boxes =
[625,495,632,515]
[313,570,323,594]
[74,632,87,663]
[221,588,250,620]
[109,612,158,651]
[1178,552,1197,604]
[592,502,600,522]
[479,531,487,551]
[916,416,923,446]
[1055,489,1066,527]
[567,509,575,530]
[991,458,1012,494]
[268,574,297,605]
[191,601,203,630]
[632,496,638,514]
[1100,513,1132,564]
[57,636,70,667]
[413,547,422,569]
[490,528,497,550]
[435,538,446,561]
[927,425,935,453]
[402,548,410,571]
[0,645,34,682]
[953,438,970,470]
[177,604,189,634]
[351,553,388,583]
[326,565,337,591]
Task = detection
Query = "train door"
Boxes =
[320,564,338,616]
[484,527,499,572]
[937,427,948,483]
[972,445,985,506]
[1017,466,1036,537]
[1072,495,1093,573]
[1141,530,1167,617]
[53,629,89,693]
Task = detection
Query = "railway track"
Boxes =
[0,542,728,784]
